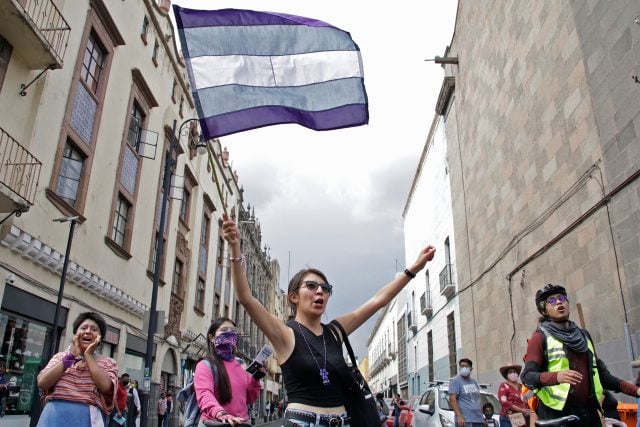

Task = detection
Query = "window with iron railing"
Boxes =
[439,263,455,292]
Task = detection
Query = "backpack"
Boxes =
[177,359,217,427]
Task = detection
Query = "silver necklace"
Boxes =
[295,321,330,386]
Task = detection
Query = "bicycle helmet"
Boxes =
[535,283,567,314]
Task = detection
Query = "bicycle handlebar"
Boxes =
[534,415,580,427]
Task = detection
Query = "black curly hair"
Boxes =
[72,312,107,338]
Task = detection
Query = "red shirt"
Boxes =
[498,382,526,416]
[115,382,128,411]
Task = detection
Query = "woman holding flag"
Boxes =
[221,213,435,426]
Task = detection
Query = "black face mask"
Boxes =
[484,412,494,418]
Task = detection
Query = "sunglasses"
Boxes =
[546,294,568,305]
[301,281,333,295]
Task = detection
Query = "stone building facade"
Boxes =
[442,0,640,389]
[0,0,280,424]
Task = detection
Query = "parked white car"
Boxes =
[412,382,501,427]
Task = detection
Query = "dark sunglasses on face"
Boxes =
[546,294,568,305]
[301,280,333,295]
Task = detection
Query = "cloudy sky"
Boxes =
[173,0,459,359]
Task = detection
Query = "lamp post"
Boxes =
[49,215,80,357]
[140,118,205,427]
[29,215,80,427]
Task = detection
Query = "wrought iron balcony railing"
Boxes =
[420,291,433,317]
[15,0,70,66]
[0,126,41,209]
[439,263,456,298]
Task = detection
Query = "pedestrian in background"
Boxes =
[157,392,167,427]
[37,311,118,426]
[483,402,497,426]
[497,364,530,426]
[222,213,435,427]
[110,373,129,426]
[449,358,484,427]
[376,392,388,419]
[391,393,405,427]
[194,317,262,424]
[163,392,172,427]
[126,379,140,427]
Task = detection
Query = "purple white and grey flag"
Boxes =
[173,6,369,139]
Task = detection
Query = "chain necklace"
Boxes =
[295,321,330,386]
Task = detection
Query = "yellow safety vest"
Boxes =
[534,329,603,411]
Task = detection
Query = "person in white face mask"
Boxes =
[449,358,484,427]
[497,364,530,427]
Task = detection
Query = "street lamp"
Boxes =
[140,118,204,427]
[29,215,81,427]
[49,215,80,357]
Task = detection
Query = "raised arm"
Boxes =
[221,214,293,358]
[37,352,67,391]
[335,245,435,335]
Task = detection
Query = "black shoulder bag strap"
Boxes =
[329,320,358,369]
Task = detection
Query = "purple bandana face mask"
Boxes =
[214,331,238,361]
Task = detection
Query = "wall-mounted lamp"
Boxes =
[425,56,459,65]
[194,140,207,155]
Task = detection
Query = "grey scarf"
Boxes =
[540,320,588,353]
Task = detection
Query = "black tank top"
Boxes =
[281,321,347,407]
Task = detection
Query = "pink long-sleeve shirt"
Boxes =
[194,358,261,421]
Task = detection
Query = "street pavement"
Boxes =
[257,419,282,427]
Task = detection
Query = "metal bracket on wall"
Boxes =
[633,75,640,85]
[19,64,56,96]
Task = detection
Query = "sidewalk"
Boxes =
[0,415,29,427]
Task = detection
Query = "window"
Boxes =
[0,313,49,416]
[172,259,183,296]
[179,186,190,223]
[141,16,149,44]
[195,278,205,310]
[213,293,220,317]
[111,195,130,246]
[127,102,145,150]
[198,215,209,274]
[397,315,407,385]
[427,330,434,382]
[171,80,177,103]
[48,13,120,218]
[195,210,210,313]
[55,142,85,206]
[444,236,451,265]
[81,33,105,93]
[0,35,12,91]
[152,40,159,66]
[217,235,224,265]
[447,313,457,377]
[148,134,173,278]
[108,74,155,258]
